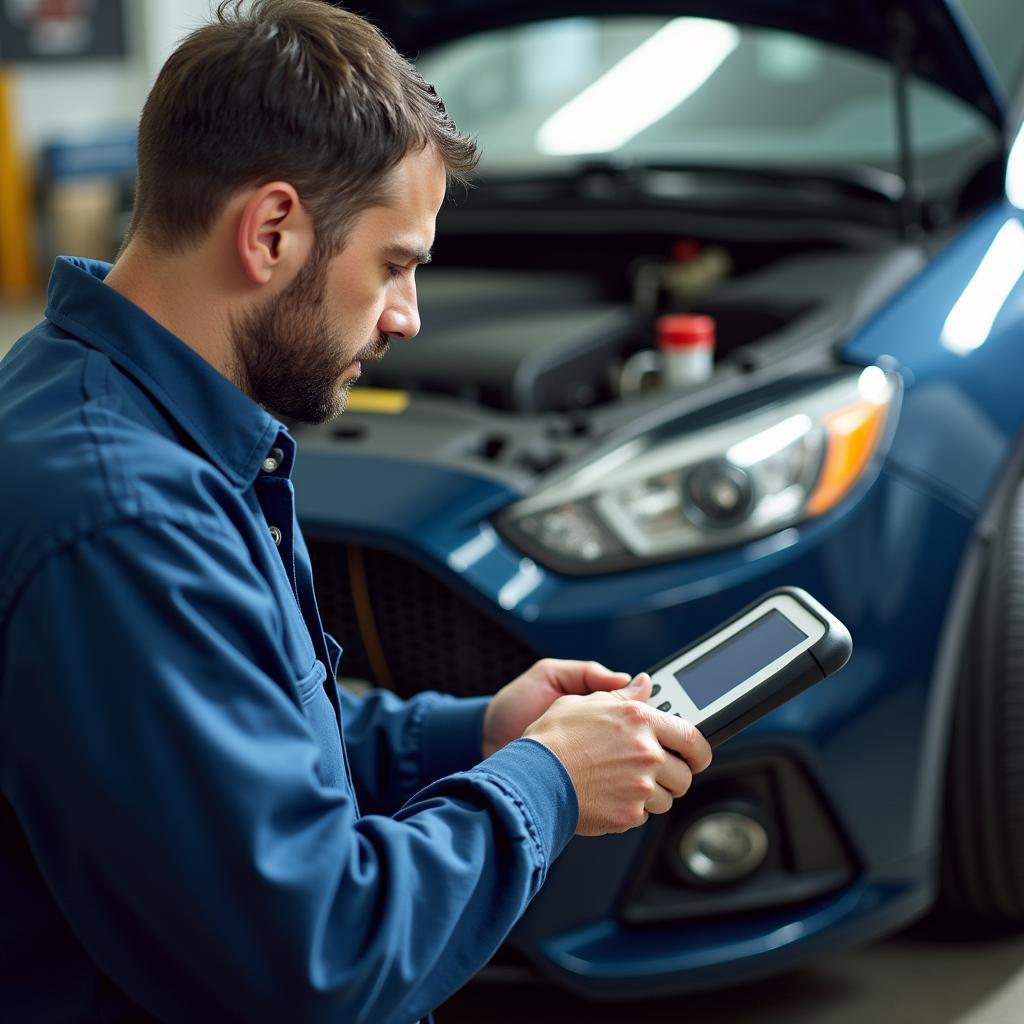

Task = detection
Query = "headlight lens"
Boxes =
[502,367,896,572]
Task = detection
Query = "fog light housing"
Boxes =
[621,758,856,924]
[676,809,769,885]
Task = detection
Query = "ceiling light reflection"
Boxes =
[857,366,891,404]
[536,18,739,156]
[727,415,811,468]
[1008,122,1024,210]
[941,219,1024,355]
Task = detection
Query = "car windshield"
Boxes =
[418,15,996,179]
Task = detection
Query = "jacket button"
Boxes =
[262,447,284,473]
[269,525,282,546]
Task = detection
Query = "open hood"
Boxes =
[351,0,1006,127]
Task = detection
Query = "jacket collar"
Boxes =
[44,256,288,488]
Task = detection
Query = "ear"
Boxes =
[235,181,313,287]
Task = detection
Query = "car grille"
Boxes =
[306,538,540,699]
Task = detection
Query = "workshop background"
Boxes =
[1,3,1023,1022]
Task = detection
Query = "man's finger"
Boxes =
[644,784,677,816]
[655,753,694,800]
[650,710,712,773]
[613,672,653,702]
[543,658,633,695]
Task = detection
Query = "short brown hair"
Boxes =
[128,0,478,251]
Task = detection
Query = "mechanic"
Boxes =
[0,2,711,1021]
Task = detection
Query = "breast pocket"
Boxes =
[293,660,346,789]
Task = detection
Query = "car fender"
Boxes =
[843,201,1024,517]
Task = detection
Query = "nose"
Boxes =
[378,280,421,340]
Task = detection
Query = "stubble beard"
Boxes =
[229,247,388,425]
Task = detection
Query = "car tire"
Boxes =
[940,477,1024,921]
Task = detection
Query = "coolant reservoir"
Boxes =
[658,313,715,388]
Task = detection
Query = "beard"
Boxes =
[229,246,389,425]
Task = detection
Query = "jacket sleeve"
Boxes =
[334,676,492,816]
[0,514,578,1024]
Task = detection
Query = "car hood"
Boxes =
[355,0,1006,126]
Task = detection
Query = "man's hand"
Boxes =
[482,658,634,759]
[524,673,713,836]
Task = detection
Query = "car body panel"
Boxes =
[532,878,932,996]
[843,202,1024,515]
[356,0,1006,125]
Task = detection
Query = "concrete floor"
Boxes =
[5,300,1024,1023]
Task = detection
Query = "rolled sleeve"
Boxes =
[466,738,579,871]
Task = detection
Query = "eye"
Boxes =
[385,263,405,280]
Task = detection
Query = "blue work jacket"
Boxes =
[0,257,578,1022]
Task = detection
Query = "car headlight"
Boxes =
[500,367,897,572]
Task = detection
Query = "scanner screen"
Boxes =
[675,609,808,710]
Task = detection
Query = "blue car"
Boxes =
[293,0,1024,997]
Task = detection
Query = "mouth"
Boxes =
[346,338,390,380]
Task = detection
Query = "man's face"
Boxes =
[232,146,447,424]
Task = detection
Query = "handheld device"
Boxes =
[645,587,852,748]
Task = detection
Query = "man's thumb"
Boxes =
[619,672,653,701]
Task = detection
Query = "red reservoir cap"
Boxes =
[657,314,716,350]
[671,239,702,263]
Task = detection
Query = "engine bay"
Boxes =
[296,213,926,489]
[357,229,923,415]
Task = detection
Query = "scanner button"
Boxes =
[657,701,672,712]
[650,684,661,697]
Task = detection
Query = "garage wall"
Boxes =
[12,0,214,152]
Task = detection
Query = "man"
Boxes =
[0,1,711,1020]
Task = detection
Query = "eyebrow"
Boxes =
[384,244,433,266]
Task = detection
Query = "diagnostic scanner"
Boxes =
[645,587,852,748]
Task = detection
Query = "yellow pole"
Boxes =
[0,66,38,299]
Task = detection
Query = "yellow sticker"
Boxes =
[345,388,410,414]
